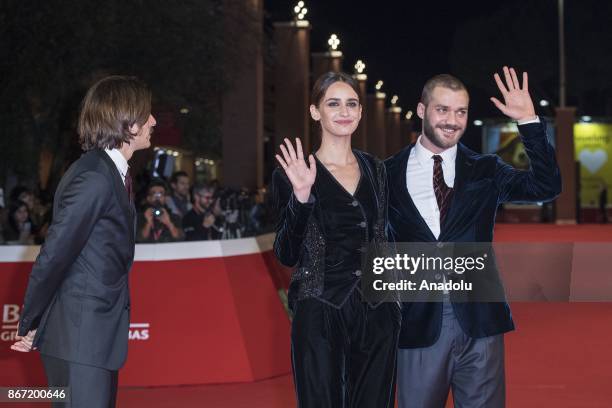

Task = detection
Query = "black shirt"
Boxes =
[183,209,222,241]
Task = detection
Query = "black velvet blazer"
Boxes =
[385,121,562,348]
[271,150,388,308]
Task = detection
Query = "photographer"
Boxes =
[216,188,246,240]
[183,183,223,241]
[137,179,183,243]
[166,171,192,217]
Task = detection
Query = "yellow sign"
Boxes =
[574,123,612,207]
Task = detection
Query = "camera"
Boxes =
[152,200,164,218]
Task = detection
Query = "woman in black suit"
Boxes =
[271,71,400,407]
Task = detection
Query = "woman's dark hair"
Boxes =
[310,71,361,107]
[7,200,28,233]
[9,186,32,205]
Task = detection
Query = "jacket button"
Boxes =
[304,270,309,275]
[351,200,359,207]
[359,221,366,228]
[434,273,441,280]
[353,270,362,277]
[436,242,444,248]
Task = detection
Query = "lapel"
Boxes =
[97,150,136,244]
[438,144,475,240]
[392,145,437,241]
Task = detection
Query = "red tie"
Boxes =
[125,168,134,204]
[432,155,453,223]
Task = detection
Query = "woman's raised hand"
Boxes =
[275,138,316,203]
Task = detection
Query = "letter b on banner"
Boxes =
[3,305,20,324]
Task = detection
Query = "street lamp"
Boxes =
[390,95,401,113]
[327,34,342,57]
[354,59,366,80]
[375,80,385,99]
[293,1,309,27]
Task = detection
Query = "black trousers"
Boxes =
[291,291,401,408]
[41,354,118,408]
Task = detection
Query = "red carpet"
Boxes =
[119,303,612,407]
[10,303,609,407]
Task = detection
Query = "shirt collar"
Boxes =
[414,135,458,168]
[104,148,129,178]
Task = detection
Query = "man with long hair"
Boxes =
[11,75,156,407]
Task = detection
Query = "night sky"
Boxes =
[265,0,612,127]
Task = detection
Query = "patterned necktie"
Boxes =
[432,155,453,223]
[125,168,134,204]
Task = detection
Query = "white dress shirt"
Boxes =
[105,148,129,185]
[406,136,457,239]
[406,117,540,239]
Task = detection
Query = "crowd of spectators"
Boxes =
[0,171,274,245]
[0,186,51,245]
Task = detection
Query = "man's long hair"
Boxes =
[78,75,151,151]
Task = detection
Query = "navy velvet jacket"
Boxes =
[385,121,562,348]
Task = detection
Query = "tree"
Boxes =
[0,0,260,190]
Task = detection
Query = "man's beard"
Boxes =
[422,114,464,150]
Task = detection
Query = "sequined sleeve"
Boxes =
[270,168,315,267]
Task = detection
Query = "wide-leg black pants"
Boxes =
[291,292,401,408]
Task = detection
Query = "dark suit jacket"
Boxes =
[385,121,561,348]
[18,149,135,370]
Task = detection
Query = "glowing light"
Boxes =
[405,111,413,120]
[328,34,340,51]
[581,115,592,122]
[473,120,483,126]
[391,95,399,105]
[539,99,549,107]
[293,2,308,21]
[179,107,189,114]
[354,59,365,74]
[375,80,383,91]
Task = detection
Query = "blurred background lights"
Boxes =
[328,34,340,51]
[354,59,365,74]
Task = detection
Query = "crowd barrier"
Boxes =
[0,234,292,387]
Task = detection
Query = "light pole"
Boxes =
[353,59,368,150]
[558,0,566,108]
